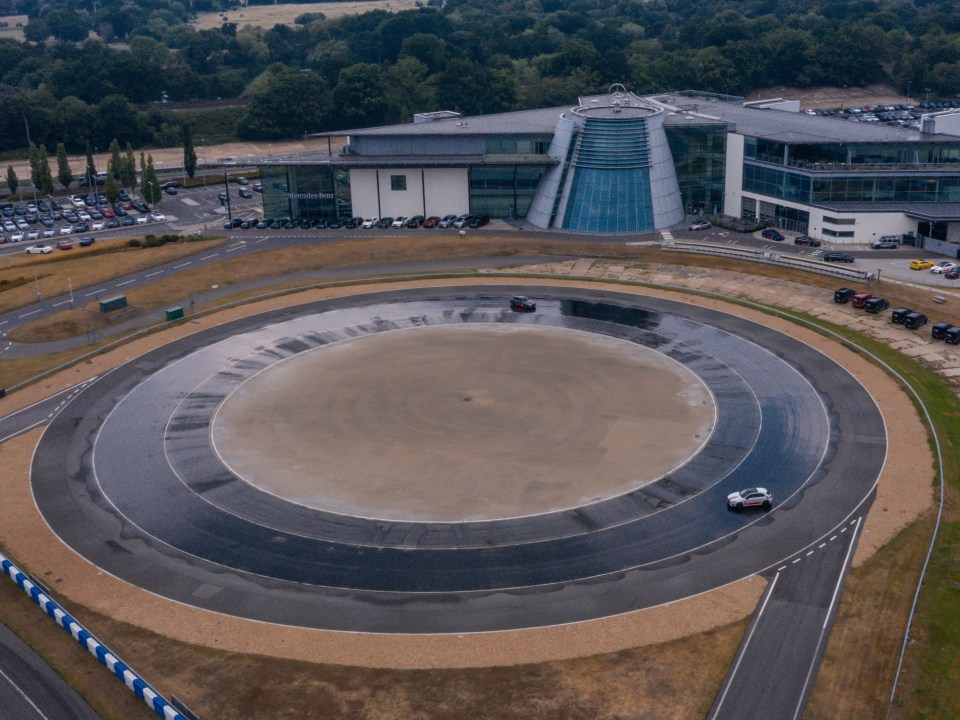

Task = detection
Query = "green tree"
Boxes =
[104,169,120,207]
[329,64,388,130]
[237,66,330,139]
[182,122,198,179]
[108,139,122,180]
[85,141,97,181]
[5,165,18,195]
[28,142,40,191]
[56,143,73,189]
[36,145,54,195]
[143,155,161,204]
[120,144,137,189]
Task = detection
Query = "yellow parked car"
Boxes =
[910,259,934,270]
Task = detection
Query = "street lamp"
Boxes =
[146,181,154,207]
[200,137,207,186]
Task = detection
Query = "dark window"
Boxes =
[391,175,407,191]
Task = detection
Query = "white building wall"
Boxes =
[377,168,424,218]
[739,189,917,244]
[349,169,380,218]
[348,167,469,219]
[423,168,469,216]
[723,134,745,216]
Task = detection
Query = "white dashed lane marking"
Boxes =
[145,271,163,278]
[117,280,135,287]
[774,518,860,574]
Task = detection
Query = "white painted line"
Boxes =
[0,665,51,719]
[791,516,863,720]
[18,309,42,318]
[116,280,135,287]
[225,246,243,252]
[51,300,72,307]
[84,288,108,297]
[173,262,191,269]
[200,254,218,260]
[0,320,6,327]
[791,557,801,564]
[145,271,163,278]
[841,527,848,533]
[710,571,780,719]
[819,543,827,549]
[830,535,837,541]
[806,550,814,556]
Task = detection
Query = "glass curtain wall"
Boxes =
[666,124,727,214]
[469,165,546,218]
[259,165,352,221]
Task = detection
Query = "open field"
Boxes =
[192,0,422,31]
[0,236,960,720]
[0,14,27,40]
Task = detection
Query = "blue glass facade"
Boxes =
[743,162,960,204]
[561,116,656,233]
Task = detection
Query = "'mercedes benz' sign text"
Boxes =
[287,192,334,200]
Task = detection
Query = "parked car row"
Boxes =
[222,214,492,232]
[834,288,954,339]
[24,237,95,254]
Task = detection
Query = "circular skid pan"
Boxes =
[34,287,883,632]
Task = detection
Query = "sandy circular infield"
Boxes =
[211,325,716,522]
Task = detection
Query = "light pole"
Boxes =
[907,81,912,104]
[223,171,232,224]
[200,137,207,186]
[147,181,154,207]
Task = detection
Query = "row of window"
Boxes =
[745,138,960,167]
[743,163,960,203]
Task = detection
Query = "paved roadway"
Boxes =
[0,622,102,720]
[30,288,883,634]
[0,207,900,718]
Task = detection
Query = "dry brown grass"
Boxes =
[0,571,745,720]
[0,237,226,316]
[191,0,421,31]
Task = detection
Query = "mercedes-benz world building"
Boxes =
[259,88,960,255]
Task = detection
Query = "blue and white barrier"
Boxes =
[0,550,187,720]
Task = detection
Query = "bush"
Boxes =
[127,238,142,247]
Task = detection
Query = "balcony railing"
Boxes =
[749,155,960,173]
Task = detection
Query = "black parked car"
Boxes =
[344,217,362,229]
[891,307,912,324]
[79,236,95,247]
[944,327,960,345]
[327,218,343,229]
[299,218,312,229]
[510,295,537,311]
[376,217,394,229]
[121,215,135,226]
[824,252,855,263]
[793,235,820,247]
[468,214,490,229]
[74,222,88,233]
[863,297,890,313]
[903,312,928,329]
[761,228,785,241]
[406,215,425,228]
[283,220,298,229]
[313,217,328,229]
[834,287,855,303]
[932,322,953,339]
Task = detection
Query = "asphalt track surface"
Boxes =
[32,285,884,634]
[0,622,102,720]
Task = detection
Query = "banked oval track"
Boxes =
[33,285,883,633]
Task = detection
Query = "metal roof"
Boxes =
[649,92,960,144]
[308,90,960,148]
[260,154,556,168]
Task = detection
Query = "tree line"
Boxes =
[3,0,960,152]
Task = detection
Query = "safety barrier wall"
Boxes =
[662,240,875,282]
[0,550,186,720]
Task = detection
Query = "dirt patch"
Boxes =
[192,0,421,31]
[747,83,910,109]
